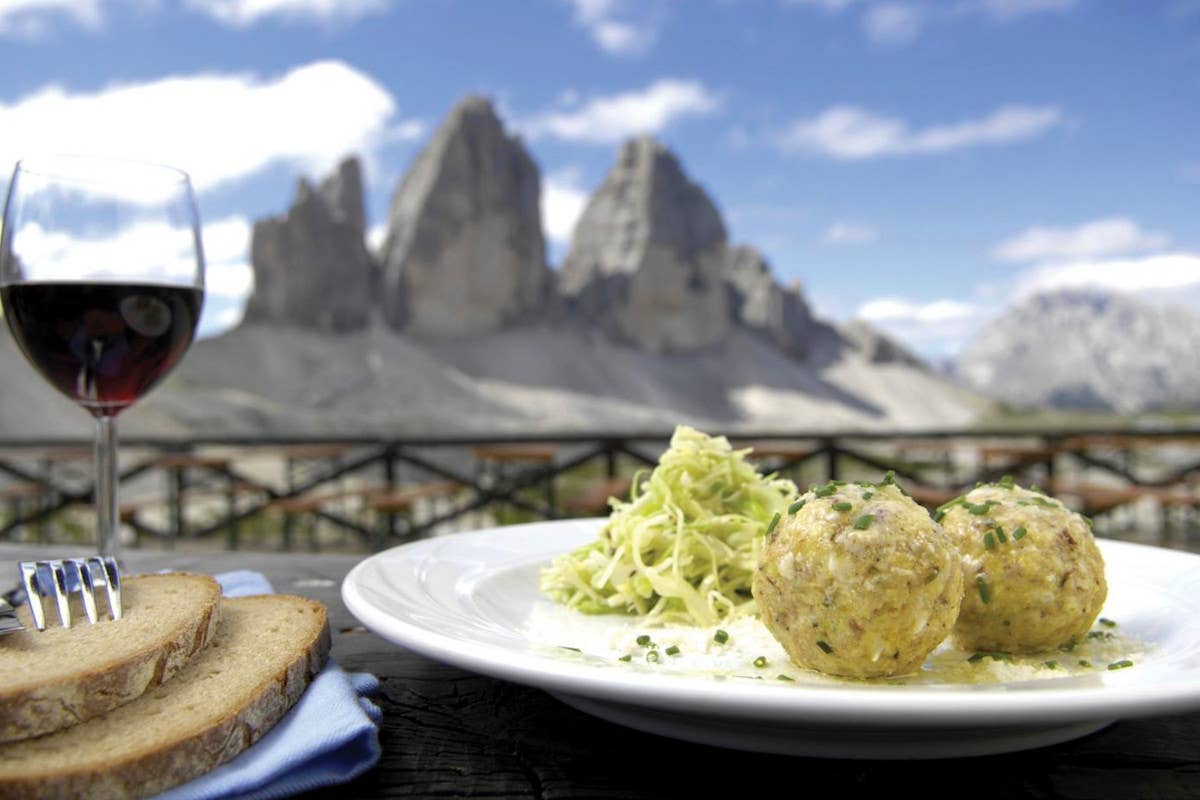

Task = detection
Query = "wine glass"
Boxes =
[0,155,205,561]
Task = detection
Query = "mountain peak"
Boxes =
[960,289,1200,413]
[376,93,549,336]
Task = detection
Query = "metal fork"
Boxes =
[9,558,123,632]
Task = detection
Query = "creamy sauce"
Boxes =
[524,604,1146,687]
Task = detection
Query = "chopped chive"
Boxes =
[765,512,781,535]
[968,500,1001,515]
[777,674,794,682]
[933,509,947,523]
[646,650,660,663]
[665,645,681,656]
[559,646,581,652]
[833,501,853,512]
[714,629,730,644]
[1083,515,1094,528]
[967,652,987,663]
[1030,484,1044,494]
[1099,618,1117,628]
[1078,659,1092,668]
[984,531,996,550]
[996,526,1008,544]
[976,576,991,604]
[1032,496,1058,508]
[1012,526,1027,541]
[883,470,897,485]
[1107,660,1134,671]
[788,499,806,514]
[816,640,834,654]
[862,491,874,501]
[618,654,632,662]
[1043,660,1058,669]
[636,634,652,646]
[814,484,838,498]
[998,475,1015,489]
[924,568,940,584]
[753,656,768,668]
[1087,630,1115,641]
[853,514,875,530]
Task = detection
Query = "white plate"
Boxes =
[342,518,1200,759]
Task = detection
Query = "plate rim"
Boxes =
[342,518,1200,728]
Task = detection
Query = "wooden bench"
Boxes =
[561,477,632,516]
[471,443,561,512]
[1047,480,1197,517]
[363,480,462,513]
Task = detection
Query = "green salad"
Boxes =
[539,425,797,626]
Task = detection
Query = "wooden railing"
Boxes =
[0,428,1196,551]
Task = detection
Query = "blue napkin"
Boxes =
[154,570,382,800]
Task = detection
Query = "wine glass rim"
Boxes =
[13,154,194,188]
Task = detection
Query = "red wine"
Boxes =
[0,282,203,417]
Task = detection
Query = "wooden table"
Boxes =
[4,542,1198,799]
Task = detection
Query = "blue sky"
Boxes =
[0,0,1197,358]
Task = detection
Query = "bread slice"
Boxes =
[0,594,330,800]
[0,573,222,743]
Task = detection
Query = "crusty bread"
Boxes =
[0,594,330,800]
[0,573,222,743]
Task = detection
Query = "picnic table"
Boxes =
[3,540,1198,799]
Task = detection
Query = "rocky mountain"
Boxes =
[958,290,1200,413]
[243,157,374,332]
[841,319,926,369]
[724,245,815,359]
[560,136,731,353]
[377,95,550,336]
[0,95,988,437]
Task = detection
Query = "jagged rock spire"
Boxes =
[560,136,731,352]
[724,244,815,358]
[244,156,373,333]
[377,95,550,336]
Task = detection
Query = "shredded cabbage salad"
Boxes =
[539,425,797,626]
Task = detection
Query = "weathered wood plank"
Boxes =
[5,544,1199,800]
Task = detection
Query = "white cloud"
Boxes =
[0,0,100,37]
[366,223,388,253]
[4,214,250,298]
[863,3,925,45]
[385,119,426,143]
[200,216,254,299]
[855,297,984,356]
[1016,253,1200,298]
[976,0,1076,20]
[824,221,878,245]
[858,297,979,324]
[542,169,590,247]
[993,217,1171,263]
[184,0,390,27]
[560,0,662,55]
[211,304,245,331]
[523,79,720,144]
[777,104,1065,160]
[0,60,403,194]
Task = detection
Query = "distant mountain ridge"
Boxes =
[958,290,1200,413]
[0,95,987,437]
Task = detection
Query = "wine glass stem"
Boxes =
[94,415,119,561]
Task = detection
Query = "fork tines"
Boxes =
[18,557,122,631]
